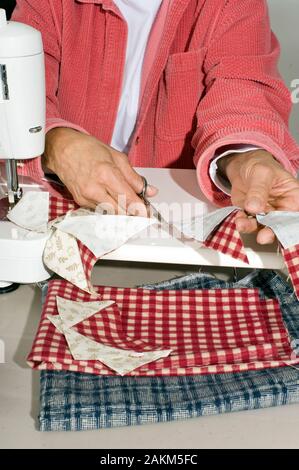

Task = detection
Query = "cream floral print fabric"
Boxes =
[7,191,49,233]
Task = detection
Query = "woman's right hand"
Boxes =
[43,127,157,215]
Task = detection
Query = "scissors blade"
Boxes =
[147,201,165,225]
[139,176,183,240]
[147,201,185,242]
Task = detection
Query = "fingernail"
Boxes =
[147,185,159,195]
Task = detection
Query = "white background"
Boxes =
[269,0,299,143]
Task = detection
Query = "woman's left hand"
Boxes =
[219,149,299,244]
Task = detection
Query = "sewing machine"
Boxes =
[0,9,51,291]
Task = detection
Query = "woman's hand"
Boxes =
[219,149,299,244]
[43,127,157,215]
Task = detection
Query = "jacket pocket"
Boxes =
[155,49,205,141]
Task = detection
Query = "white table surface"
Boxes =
[102,168,285,270]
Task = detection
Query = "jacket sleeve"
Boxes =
[192,0,299,206]
[12,0,88,184]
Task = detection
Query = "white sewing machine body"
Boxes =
[0,10,45,161]
[0,220,50,285]
[0,9,49,286]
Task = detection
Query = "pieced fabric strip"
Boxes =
[7,192,299,299]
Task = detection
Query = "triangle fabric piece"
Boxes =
[7,191,49,233]
[63,326,172,376]
[76,240,98,292]
[257,212,299,249]
[55,214,156,258]
[48,195,79,222]
[56,296,115,329]
[47,314,64,334]
[43,228,94,293]
[204,211,249,264]
[172,206,239,242]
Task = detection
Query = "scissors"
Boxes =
[138,176,163,223]
[138,176,150,206]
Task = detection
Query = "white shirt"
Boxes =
[111,0,260,194]
[111,0,162,153]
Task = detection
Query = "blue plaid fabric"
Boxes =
[39,270,299,432]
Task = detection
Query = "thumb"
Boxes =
[244,165,274,214]
[114,153,158,197]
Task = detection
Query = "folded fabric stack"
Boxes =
[38,270,299,431]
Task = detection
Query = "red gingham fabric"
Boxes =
[27,280,299,376]
[282,244,299,300]
[48,196,78,221]
[204,211,249,264]
[76,240,98,292]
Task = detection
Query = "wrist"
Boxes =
[43,127,79,174]
[218,150,276,183]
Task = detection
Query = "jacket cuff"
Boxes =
[195,131,298,207]
[45,118,90,136]
[209,145,261,196]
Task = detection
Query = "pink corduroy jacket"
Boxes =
[12,0,299,206]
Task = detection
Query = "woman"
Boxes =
[13,0,299,243]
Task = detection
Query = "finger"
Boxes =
[256,226,276,245]
[243,165,274,215]
[69,186,97,209]
[73,196,97,210]
[235,216,258,234]
[106,169,148,217]
[272,191,299,212]
[113,153,145,193]
[78,185,120,214]
[146,184,159,198]
[113,153,159,198]
[234,211,257,233]
[95,194,125,215]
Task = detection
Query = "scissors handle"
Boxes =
[139,176,150,206]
